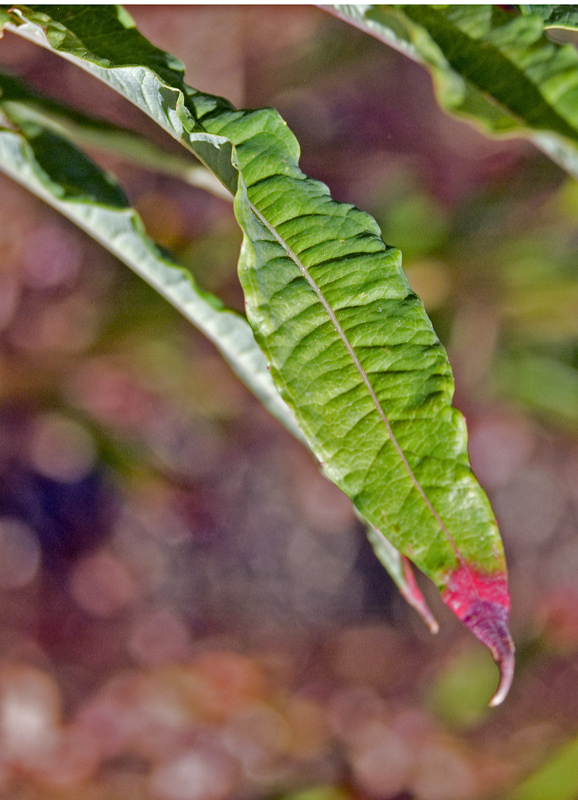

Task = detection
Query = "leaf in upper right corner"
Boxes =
[330,4,578,179]
[519,5,578,31]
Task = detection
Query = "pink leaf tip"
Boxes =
[442,564,515,706]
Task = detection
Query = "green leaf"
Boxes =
[329,5,578,180]
[2,5,513,701]
[496,352,578,430]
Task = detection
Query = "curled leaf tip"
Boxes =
[401,556,439,634]
[442,564,515,706]
[489,634,515,707]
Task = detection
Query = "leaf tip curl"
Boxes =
[442,564,515,706]
[488,642,515,707]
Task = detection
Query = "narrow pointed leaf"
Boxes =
[329,5,578,181]
[0,119,301,441]
[2,5,514,698]
[233,163,513,704]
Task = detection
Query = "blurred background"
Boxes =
[0,6,577,799]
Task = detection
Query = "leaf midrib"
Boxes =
[248,198,462,562]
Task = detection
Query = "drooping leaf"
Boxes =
[0,119,303,442]
[328,5,578,180]
[1,5,514,701]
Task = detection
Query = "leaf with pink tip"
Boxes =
[1,4,514,700]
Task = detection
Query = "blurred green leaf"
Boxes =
[504,735,578,800]
[427,648,498,728]
[381,193,449,259]
[503,279,578,342]
[282,787,350,800]
[330,5,578,179]
[496,353,578,430]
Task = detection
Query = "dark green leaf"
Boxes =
[519,5,578,30]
